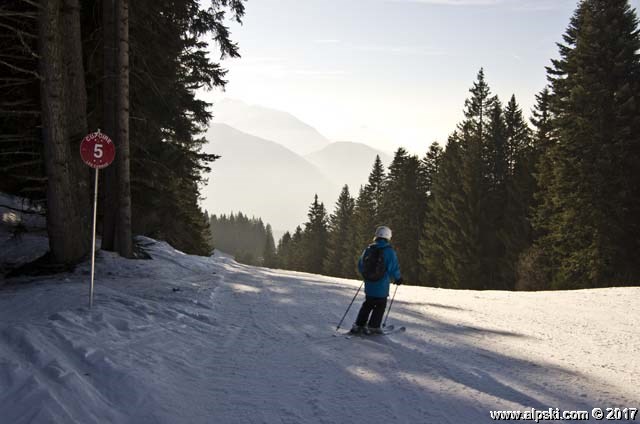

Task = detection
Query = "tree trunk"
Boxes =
[115,0,132,257]
[38,0,90,264]
[63,0,91,247]
[101,0,132,258]
[101,0,117,251]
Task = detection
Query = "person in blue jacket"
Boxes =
[351,226,403,335]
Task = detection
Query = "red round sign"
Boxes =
[80,132,115,169]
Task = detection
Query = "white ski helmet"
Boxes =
[374,226,392,240]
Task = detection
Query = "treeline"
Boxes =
[275,0,640,290]
[0,0,245,263]
[209,213,276,267]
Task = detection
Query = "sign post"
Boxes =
[80,130,115,308]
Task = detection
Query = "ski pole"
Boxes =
[336,281,364,331]
[383,283,399,328]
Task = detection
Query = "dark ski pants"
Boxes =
[355,296,387,329]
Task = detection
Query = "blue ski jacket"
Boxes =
[358,238,402,298]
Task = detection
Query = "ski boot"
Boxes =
[365,327,384,335]
[349,324,365,335]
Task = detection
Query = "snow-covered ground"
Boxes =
[1,228,638,423]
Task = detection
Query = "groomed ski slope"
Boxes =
[0,236,638,424]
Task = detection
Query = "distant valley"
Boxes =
[202,100,390,234]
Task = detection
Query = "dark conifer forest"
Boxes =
[1,0,245,260]
[274,0,640,290]
[209,213,276,267]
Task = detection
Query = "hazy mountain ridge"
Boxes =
[305,141,392,191]
[202,123,338,232]
[212,99,330,155]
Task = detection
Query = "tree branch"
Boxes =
[0,58,39,78]
[0,22,37,38]
[0,109,41,115]
[16,0,41,9]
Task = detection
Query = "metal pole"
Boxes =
[383,283,399,328]
[336,281,364,332]
[90,168,99,308]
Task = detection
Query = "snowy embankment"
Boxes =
[1,227,638,423]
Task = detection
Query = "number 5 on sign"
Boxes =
[94,143,104,159]
[80,131,115,308]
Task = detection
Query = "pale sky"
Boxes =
[201,0,640,155]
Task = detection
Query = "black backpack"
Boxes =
[361,244,389,282]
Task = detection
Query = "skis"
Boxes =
[380,325,406,335]
[341,325,406,338]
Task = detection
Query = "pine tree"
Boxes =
[417,142,443,282]
[481,99,509,288]
[529,87,554,157]
[536,0,640,288]
[420,135,470,288]
[352,185,376,276]
[263,224,277,268]
[515,87,556,291]
[421,70,496,289]
[379,148,424,283]
[368,155,386,217]
[101,0,133,258]
[37,0,92,264]
[458,70,494,289]
[528,86,556,245]
[352,157,387,269]
[462,68,494,143]
[419,142,444,198]
[501,95,535,289]
[289,226,305,271]
[324,185,356,278]
[504,95,533,174]
[276,231,292,269]
[301,195,329,274]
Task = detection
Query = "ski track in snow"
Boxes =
[0,235,638,423]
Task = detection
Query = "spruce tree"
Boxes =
[422,70,497,289]
[35,0,93,264]
[462,68,494,143]
[324,186,356,278]
[352,185,376,275]
[417,142,443,282]
[301,195,329,274]
[368,155,386,218]
[352,157,387,270]
[263,224,277,268]
[504,95,533,174]
[481,99,509,288]
[379,148,424,283]
[529,87,556,244]
[502,96,535,289]
[515,87,556,290]
[420,135,471,288]
[276,231,292,269]
[419,142,444,198]
[290,226,305,271]
[536,0,640,288]
[458,70,495,289]
[529,87,554,157]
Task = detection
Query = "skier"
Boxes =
[351,226,402,335]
